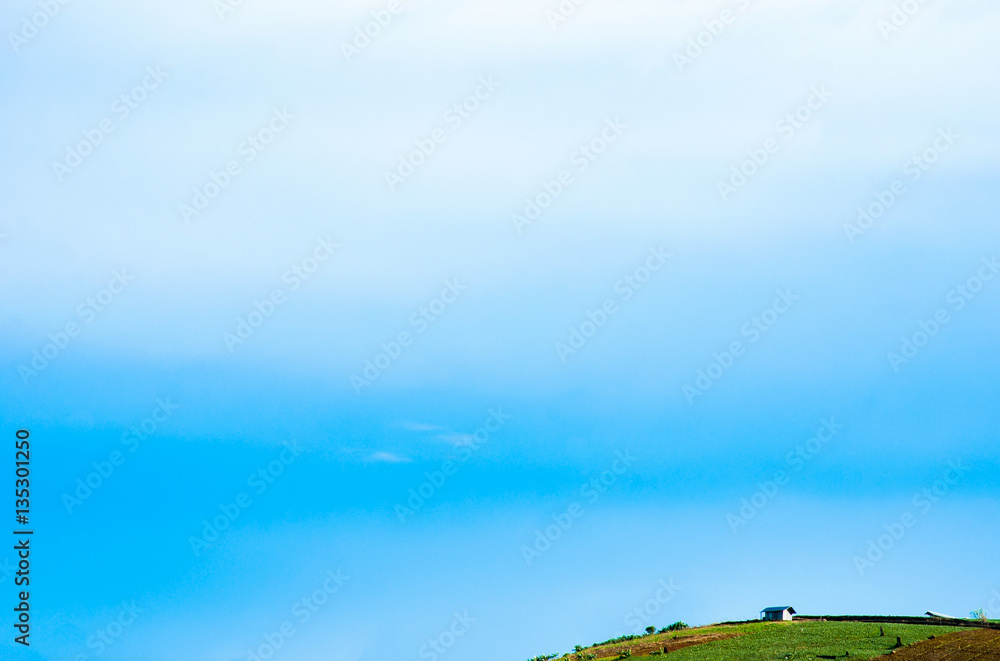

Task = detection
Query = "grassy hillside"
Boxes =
[555,620,968,661]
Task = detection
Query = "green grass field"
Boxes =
[587,621,967,661]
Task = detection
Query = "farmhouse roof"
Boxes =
[761,606,796,613]
[925,611,956,619]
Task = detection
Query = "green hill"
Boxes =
[544,620,974,661]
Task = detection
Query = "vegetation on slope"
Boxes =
[533,620,971,661]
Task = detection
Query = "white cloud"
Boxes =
[399,421,446,432]
[368,451,411,464]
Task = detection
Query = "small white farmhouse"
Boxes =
[760,606,796,621]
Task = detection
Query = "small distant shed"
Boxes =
[926,611,957,619]
[761,606,796,621]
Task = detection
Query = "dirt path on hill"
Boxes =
[875,628,1000,660]
[591,631,746,658]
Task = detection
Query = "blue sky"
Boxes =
[2,0,999,659]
